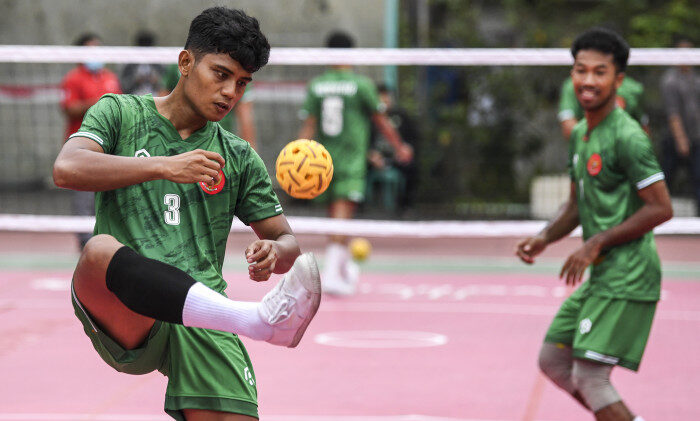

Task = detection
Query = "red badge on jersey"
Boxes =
[199,170,225,195]
[587,153,602,176]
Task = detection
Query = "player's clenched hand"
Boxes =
[559,239,602,286]
[245,240,279,282]
[515,235,547,264]
[162,149,225,185]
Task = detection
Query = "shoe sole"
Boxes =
[289,252,322,348]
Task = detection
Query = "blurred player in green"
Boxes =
[53,7,321,420]
[298,31,413,296]
[559,72,647,140]
[516,28,672,421]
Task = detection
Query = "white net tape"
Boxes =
[0,214,698,237]
[0,46,699,66]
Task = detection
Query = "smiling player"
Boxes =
[53,7,321,420]
[516,28,673,421]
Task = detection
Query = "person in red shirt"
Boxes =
[60,33,121,249]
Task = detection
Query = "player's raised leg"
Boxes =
[73,234,156,349]
[74,234,321,348]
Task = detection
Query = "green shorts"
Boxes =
[71,284,258,420]
[315,174,365,203]
[544,285,657,371]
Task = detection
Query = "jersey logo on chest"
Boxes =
[587,153,602,176]
[199,169,226,195]
[135,149,151,158]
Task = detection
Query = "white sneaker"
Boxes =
[258,253,321,348]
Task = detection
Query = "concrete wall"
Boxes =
[0,0,385,47]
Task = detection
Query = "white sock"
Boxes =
[323,242,346,278]
[633,417,645,421]
[182,282,272,341]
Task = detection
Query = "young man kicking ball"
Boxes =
[53,7,320,420]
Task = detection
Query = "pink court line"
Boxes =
[0,415,560,421]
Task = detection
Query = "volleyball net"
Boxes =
[1,46,699,237]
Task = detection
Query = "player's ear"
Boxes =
[178,50,195,78]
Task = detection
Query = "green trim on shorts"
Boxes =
[164,396,259,420]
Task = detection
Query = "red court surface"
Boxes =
[0,232,699,420]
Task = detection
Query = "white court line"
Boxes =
[2,299,700,322]
[0,415,560,421]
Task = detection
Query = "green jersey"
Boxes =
[301,69,384,178]
[568,107,665,301]
[70,94,282,293]
[559,76,645,126]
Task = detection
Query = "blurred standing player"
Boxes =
[120,30,165,95]
[516,28,672,421]
[368,83,420,212]
[60,33,121,249]
[162,63,258,150]
[558,74,647,140]
[298,31,413,295]
[660,39,700,214]
[53,8,321,420]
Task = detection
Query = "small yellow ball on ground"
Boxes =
[349,237,371,261]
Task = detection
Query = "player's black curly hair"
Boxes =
[326,31,355,48]
[184,7,270,73]
[571,27,629,73]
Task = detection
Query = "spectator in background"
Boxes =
[558,74,647,140]
[367,83,420,213]
[161,63,258,149]
[660,39,700,214]
[60,32,121,249]
[120,30,165,95]
[298,31,412,296]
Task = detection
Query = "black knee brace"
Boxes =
[105,246,196,324]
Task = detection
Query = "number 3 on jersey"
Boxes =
[164,193,180,225]
[321,96,344,136]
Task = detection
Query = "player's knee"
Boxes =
[538,343,570,383]
[571,359,621,412]
[78,234,123,276]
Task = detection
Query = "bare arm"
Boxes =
[516,182,579,264]
[63,100,97,120]
[582,181,673,252]
[668,114,691,157]
[246,215,301,281]
[235,101,257,150]
[53,137,225,191]
[298,116,316,140]
[371,113,413,164]
[560,118,578,140]
[559,180,673,285]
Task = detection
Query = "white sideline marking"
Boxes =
[315,330,448,348]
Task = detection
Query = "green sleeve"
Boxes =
[617,130,664,190]
[235,147,283,224]
[558,78,581,122]
[301,83,319,119]
[70,94,122,154]
[618,77,645,123]
[359,78,383,115]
